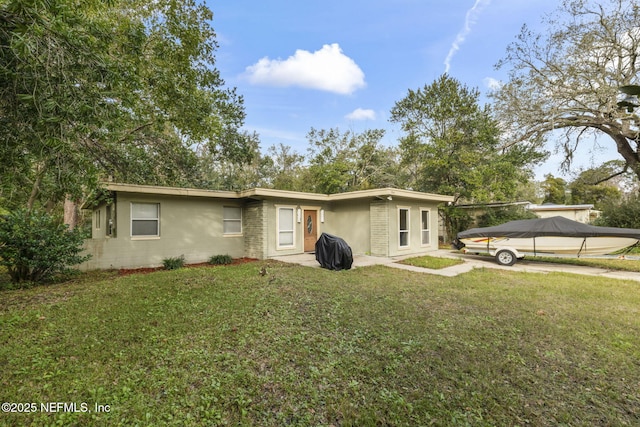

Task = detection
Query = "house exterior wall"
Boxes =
[263,199,327,258]
[386,200,440,257]
[369,199,389,256]
[81,192,245,270]
[244,200,268,259]
[531,209,591,223]
[322,200,371,255]
[318,198,441,258]
[80,185,453,270]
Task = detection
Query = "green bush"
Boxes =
[595,194,640,229]
[208,254,233,265]
[162,255,185,270]
[0,209,91,283]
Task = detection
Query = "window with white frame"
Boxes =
[277,207,295,248]
[399,208,410,248]
[420,209,430,245]
[223,206,242,235]
[131,202,159,237]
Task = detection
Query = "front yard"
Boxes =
[1,262,639,426]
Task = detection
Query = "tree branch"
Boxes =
[591,165,628,185]
[117,122,155,144]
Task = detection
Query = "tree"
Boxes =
[197,132,268,190]
[265,143,308,191]
[305,128,400,194]
[569,162,623,209]
[0,0,249,211]
[390,74,542,238]
[541,174,569,204]
[492,0,640,182]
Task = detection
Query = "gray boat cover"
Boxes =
[457,216,640,239]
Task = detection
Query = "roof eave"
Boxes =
[97,183,454,204]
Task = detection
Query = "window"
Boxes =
[421,209,430,245]
[223,206,242,234]
[277,207,295,248]
[106,204,115,237]
[95,209,101,230]
[131,203,159,237]
[399,208,409,248]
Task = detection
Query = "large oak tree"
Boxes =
[492,0,640,182]
[0,0,249,210]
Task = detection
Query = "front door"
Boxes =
[303,210,318,252]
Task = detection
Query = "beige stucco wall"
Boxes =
[532,209,591,223]
[80,192,245,270]
[283,198,441,258]
[323,200,371,255]
[386,199,440,258]
[263,199,328,258]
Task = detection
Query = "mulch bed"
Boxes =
[118,257,258,276]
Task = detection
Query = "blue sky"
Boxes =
[209,0,618,179]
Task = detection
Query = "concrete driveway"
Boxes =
[271,251,640,282]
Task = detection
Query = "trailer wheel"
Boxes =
[495,250,517,266]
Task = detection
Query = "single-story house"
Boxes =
[526,203,599,223]
[80,183,454,270]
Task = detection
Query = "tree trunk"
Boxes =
[63,196,79,230]
[26,174,42,212]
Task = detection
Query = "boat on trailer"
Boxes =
[456,216,640,266]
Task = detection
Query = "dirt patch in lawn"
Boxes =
[118,257,258,276]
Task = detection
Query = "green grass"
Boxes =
[1,263,640,426]
[456,250,640,272]
[399,255,464,269]
[526,255,640,272]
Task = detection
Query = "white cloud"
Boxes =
[483,77,502,90]
[345,108,376,121]
[444,0,492,73]
[244,43,366,95]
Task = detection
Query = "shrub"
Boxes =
[162,255,185,270]
[595,194,640,229]
[0,209,91,283]
[209,254,233,265]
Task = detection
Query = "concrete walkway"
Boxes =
[271,250,640,282]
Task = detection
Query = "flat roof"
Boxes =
[528,204,594,211]
[97,183,454,203]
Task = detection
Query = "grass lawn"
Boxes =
[399,255,464,269]
[458,251,640,272]
[524,255,640,272]
[1,262,640,426]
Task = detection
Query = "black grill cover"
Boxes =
[315,233,353,271]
